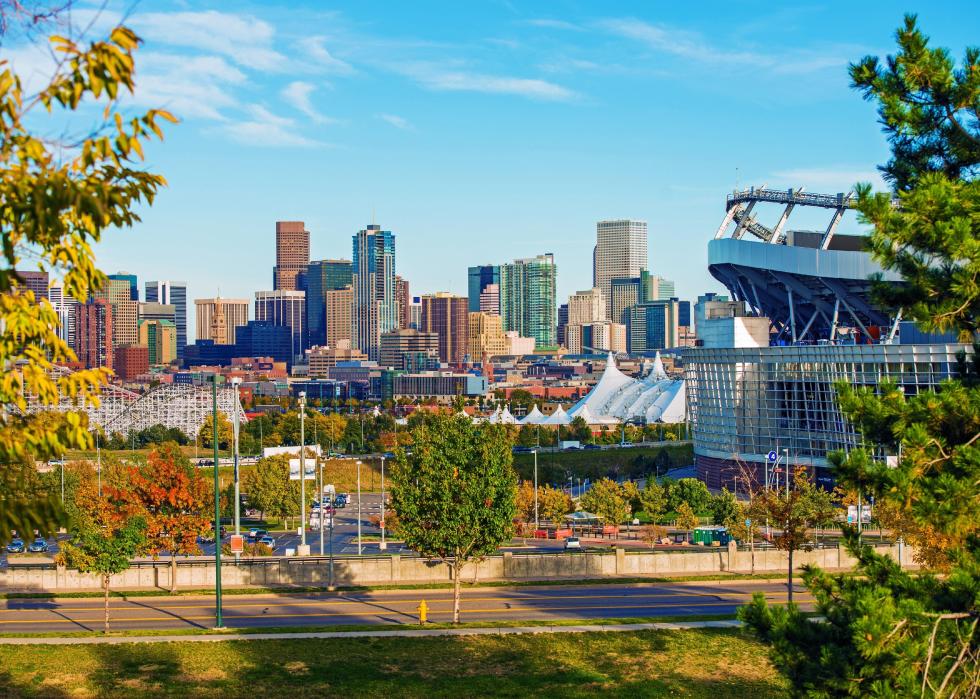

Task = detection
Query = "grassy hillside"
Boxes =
[512,444,693,485]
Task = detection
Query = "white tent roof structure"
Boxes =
[567,351,685,424]
[542,404,570,425]
[520,405,546,425]
[498,406,519,424]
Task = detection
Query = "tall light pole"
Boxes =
[319,459,325,556]
[299,391,307,549]
[231,378,241,551]
[356,459,363,555]
[211,374,224,629]
[533,449,539,531]
[379,456,386,551]
[96,431,101,497]
[783,448,789,496]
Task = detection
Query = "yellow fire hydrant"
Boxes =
[417,599,428,625]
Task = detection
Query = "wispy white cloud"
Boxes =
[299,36,354,74]
[132,54,246,120]
[600,18,855,74]
[223,105,323,147]
[281,81,335,124]
[399,63,577,101]
[132,11,286,71]
[770,167,886,190]
[378,113,413,130]
[524,19,583,31]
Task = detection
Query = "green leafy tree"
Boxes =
[0,22,173,536]
[390,415,516,623]
[741,18,980,696]
[709,489,740,526]
[567,415,592,443]
[580,478,631,525]
[663,477,712,514]
[747,472,814,603]
[241,455,300,524]
[539,485,573,524]
[639,479,667,522]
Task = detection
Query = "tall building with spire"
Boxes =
[273,221,310,291]
[195,297,249,344]
[351,224,396,361]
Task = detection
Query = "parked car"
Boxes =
[512,446,533,454]
[6,538,25,553]
[258,535,276,549]
[564,537,582,550]
[27,538,49,553]
[334,494,348,508]
[583,444,601,450]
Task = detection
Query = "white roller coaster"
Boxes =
[20,366,247,438]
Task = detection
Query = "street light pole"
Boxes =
[96,431,101,497]
[380,456,386,551]
[357,459,363,555]
[533,449,539,531]
[231,378,241,555]
[319,460,325,556]
[211,374,224,629]
[299,391,307,549]
[783,448,789,496]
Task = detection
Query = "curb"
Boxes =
[0,620,744,645]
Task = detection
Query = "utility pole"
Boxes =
[211,374,224,629]
[533,449,539,531]
[319,460,325,556]
[96,431,101,497]
[357,459,363,555]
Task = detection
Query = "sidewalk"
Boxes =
[0,619,743,645]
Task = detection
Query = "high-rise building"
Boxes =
[95,278,137,348]
[409,296,422,330]
[379,328,439,370]
[138,318,177,365]
[113,344,149,381]
[557,303,569,346]
[273,221,310,291]
[567,288,606,325]
[499,254,557,348]
[626,300,680,354]
[479,283,500,315]
[48,279,77,346]
[145,281,187,361]
[254,290,305,363]
[74,299,113,369]
[195,297,249,344]
[594,220,648,318]
[395,275,411,329]
[650,276,675,300]
[610,269,673,325]
[308,345,368,377]
[304,259,353,347]
[565,322,627,354]
[324,286,353,348]
[419,292,469,363]
[108,272,138,301]
[467,312,508,359]
[139,301,176,327]
[468,265,500,313]
[351,224,397,361]
[234,320,292,366]
[13,270,48,300]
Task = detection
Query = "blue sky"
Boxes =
[9,1,980,339]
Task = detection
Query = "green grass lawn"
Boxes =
[0,628,785,698]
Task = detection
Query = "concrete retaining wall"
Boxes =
[0,543,912,592]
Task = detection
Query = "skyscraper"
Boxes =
[74,299,113,369]
[255,290,306,363]
[108,272,138,301]
[499,254,557,348]
[304,259,353,347]
[594,220,648,318]
[467,265,500,313]
[13,270,48,300]
[479,283,500,315]
[273,221,310,291]
[467,312,508,359]
[145,281,187,361]
[379,328,439,370]
[567,288,606,325]
[324,286,353,348]
[351,224,397,362]
[95,277,137,348]
[395,275,411,329]
[195,297,249,344]
[138,318,177,365]
[626,299,680,354]
[420,292,469,364]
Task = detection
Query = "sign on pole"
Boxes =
[289,458,316,481]
[229,535,244,554]
[767,450,778,463]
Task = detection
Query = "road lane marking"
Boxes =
[0,599,813,625]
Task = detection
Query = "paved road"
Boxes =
[0,582,813,633]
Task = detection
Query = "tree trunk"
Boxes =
[787,548,794,604]
[170,555,178,594]
[103,574,110,634]
[452,560,462,624]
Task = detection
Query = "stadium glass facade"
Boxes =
[687,342,972,489]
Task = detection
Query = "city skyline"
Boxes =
[23,1,969,325]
